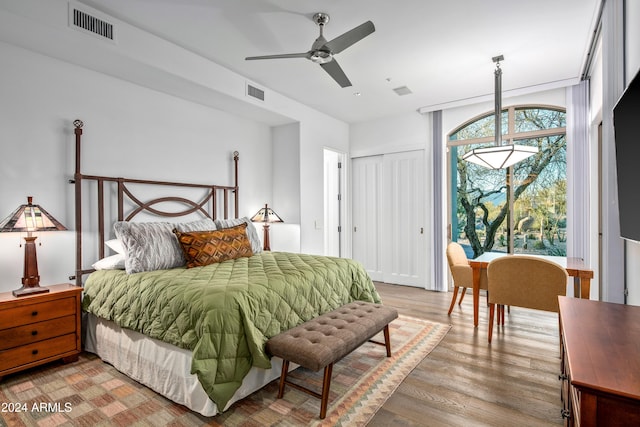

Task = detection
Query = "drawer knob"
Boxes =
[31,330,38,336]
[32,349,39,355]
[31,311,38,317]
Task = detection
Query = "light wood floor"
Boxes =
[369,282,563,427]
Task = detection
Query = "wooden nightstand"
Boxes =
[0,284,82,380]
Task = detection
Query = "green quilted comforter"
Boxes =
[82,251,380,410]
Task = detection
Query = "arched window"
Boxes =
[448,105,566,257]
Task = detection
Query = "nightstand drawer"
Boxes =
[0,333,77,372]
[0,297,76,330]
[0,315,76,351]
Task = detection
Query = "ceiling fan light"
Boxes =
[462,144,538,169]
[310,50,333,64]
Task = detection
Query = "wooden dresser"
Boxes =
[0,284,82,380]
[559,296,640,426]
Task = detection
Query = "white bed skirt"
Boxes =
[83,313,286,416]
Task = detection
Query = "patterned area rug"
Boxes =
[0,315,449,427]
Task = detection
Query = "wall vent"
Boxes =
[69,3,116,42]
[247,84,265,101]
[393,86,413,96]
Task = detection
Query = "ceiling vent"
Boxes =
[69,2,116,42]
[246,84,265,101]
[393,86,413,96]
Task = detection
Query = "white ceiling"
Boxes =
[79,0,601,124]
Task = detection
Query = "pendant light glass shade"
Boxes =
[463,56,538,169]
[462,144,538,169]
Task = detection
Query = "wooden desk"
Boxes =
[468,253,593,327]
[559,297,640,426]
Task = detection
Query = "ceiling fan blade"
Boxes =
[323,21,375,54]
[245,52,309,60]
[320,59,352,88]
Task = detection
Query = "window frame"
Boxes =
[448,104,566,147]
[447,104,567,256]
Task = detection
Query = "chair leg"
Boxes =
[488,303,495,343]
[458,287,467,305]
[447,286,460,315]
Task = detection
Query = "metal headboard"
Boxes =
[70,119,239,285]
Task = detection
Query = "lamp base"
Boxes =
[262,223,271,251]
[12,286,50,297]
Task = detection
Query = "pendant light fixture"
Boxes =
[462,55,538,169]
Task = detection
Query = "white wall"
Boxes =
[351,112,429,157]
[588,38,603,302]
[271,123,301,253]
[597,0,640,305]
[622,1,640,306]
[0,0,354,292]
[0,42,274,293]
[299,120,349,255]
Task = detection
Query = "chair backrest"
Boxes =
[446,242,473,288]
[487,255,568,312]
[446,242,468,268]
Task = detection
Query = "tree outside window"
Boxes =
[449,106,566,258]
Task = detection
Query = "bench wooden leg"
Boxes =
[278,360,289,399]
[383,324,392,357]
[320,363,333,419]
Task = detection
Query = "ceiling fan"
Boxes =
[245,13,375,88]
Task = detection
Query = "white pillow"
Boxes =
[92,254,126,270]
[105,239,125,254]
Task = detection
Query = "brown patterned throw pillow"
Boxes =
[173,223,253,268]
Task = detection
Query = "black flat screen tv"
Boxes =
[614,68,640,242]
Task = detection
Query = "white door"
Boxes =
[324,149,344,257]
[382,151,425,287]
[352,155,384,281]
[352,150,425,286]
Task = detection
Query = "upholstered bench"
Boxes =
[266,301,399,419]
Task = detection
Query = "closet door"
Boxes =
[382,151,425,287]
[352,151,425,287]
[352,156,383,281]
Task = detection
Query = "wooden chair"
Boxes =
[446,242,487,315]
[486,255,568,343]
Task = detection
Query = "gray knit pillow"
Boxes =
[114,218,216,274]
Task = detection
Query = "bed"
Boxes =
[71,120,381,416]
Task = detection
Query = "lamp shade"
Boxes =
[250,204,283,224]
[0,197,67,233]
[462,144,538,169]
